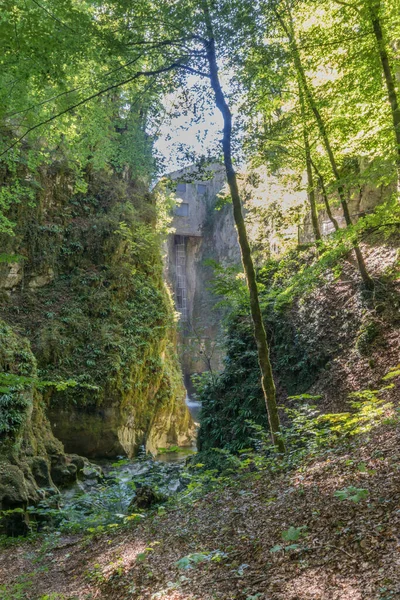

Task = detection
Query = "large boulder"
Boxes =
[28,456,53,488]
[50,454,78,487]
[0,463,38,536]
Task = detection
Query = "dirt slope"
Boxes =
[1,387,399,600]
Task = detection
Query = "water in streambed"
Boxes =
[57,393,201,531]
[185,393,202,424]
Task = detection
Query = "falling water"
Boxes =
[185,393,202,425]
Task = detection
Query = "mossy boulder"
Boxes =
[129,484,166,510]
[27,456,53,488]
[0,462,38,536]
[0,320,72,533]
[50,454,78,487]
[0,463,33,509]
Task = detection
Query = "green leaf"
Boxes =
[282,526,307,541]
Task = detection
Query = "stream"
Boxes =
[57,395,202,530]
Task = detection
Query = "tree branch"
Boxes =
[180,65,210,78]
[0,61,203,157]
[29,0,76,32]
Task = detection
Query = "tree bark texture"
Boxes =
[298,83,322,241]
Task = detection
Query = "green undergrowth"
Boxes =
[0,456,186,538]
[3,375,395,544]
[0,568,50,600]
[197,215,400,452]
[194,378,397,489]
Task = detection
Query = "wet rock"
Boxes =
[130,462,152,477]
[50,455,78,487]
[168,478,185,493]
[28,456,53,488]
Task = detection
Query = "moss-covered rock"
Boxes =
[0,320,64,532]
[27,456,53,488]
[0,166,193,463]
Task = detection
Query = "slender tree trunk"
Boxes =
[305,137,322,242]
[202,3,285,452]
[298,83,322,241]
[275,8,374,289]
[368,0,400,193]
[310,159,340,232]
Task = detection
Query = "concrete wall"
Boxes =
[299,180,393,243]
[163,164,242,393]
[168,164,227,237]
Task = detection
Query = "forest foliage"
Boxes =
[0,0,399,448]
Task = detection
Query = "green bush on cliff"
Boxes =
[0,394,31,437]
[196,314,267,453]
[197,228,400,453]
[3,173,155,388]
[0,164,186,457]
[0,321,36,440]
[197,254,332,452]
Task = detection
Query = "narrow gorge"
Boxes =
[0,163,195,529]
[1,1,400,598]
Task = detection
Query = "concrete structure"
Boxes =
[299,171,394,243]
[168,163,227,237]
[163,162,392,392]
[163,164,241,392]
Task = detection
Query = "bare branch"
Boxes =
[180,65,210,77]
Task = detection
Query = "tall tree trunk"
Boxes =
[310,159,340,232]
[275,8,374,289]
[368,0,400,193]
[298,83,322,241]
[202,3,285,452]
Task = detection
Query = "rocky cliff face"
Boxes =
[0,162,193,525]
[0,319,71,534]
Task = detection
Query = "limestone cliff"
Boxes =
[0,163,193,478]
